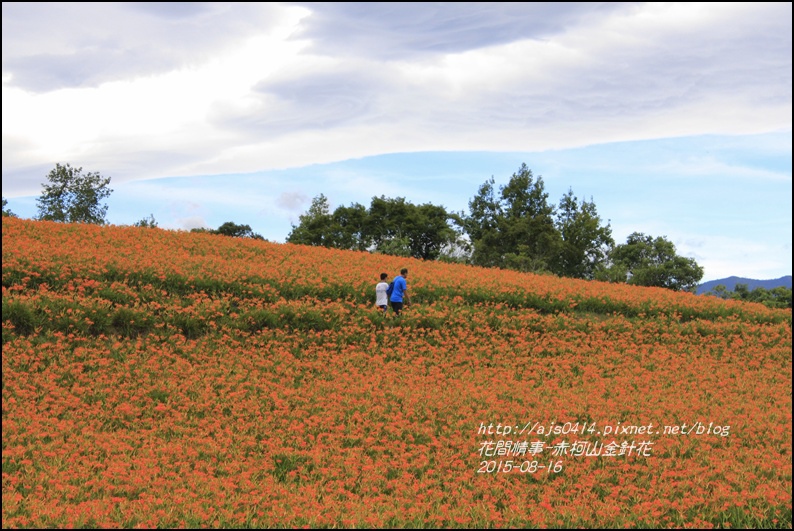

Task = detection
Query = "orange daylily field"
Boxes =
[2,216,791,528]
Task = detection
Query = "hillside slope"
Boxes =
[2,217,792,529]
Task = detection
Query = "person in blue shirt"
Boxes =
[390,268,410,315]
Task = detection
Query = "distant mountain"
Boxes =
[697,275,792,295]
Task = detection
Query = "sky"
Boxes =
[2,2,791,283]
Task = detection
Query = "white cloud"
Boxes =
[2,3,790,281]
[1,3,306,91]
[276,191,309,212]
[176,216,210,231]
[4,2,790,194]
[678,234,793,282]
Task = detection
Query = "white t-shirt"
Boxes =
[375,281,389,306]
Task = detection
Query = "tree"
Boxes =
[2,197,16,217]
[437,212,472,263]
[213,221,264,240]
[766,286,793,309]
[598,232,704,292]
[365,196,413,254]
[553,189,614,279]
[288,194,459,260]
[365,197,458,260]
[36,163,113,224]
[330,203,371,251]
[710,284,730,299]
[465,176,503,267]
[464,163,561,272]
[732,283,751,301]
[286,194,335,247]
[190,222,264,239]
[708,283,792,309]
[134,214,158,228]
[408,203,459,260]
[374,235,413,257]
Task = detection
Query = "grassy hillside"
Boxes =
[2,216,791,528]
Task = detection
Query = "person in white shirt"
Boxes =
[375,272,389,314]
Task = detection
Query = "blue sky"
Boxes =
[3,2,791,282]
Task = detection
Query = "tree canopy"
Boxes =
[133,214,158,228]
[286,194,336,248]
[597,232,704,292]
[285,163,703,292]
[287,195,459,260]
[214,221,264,240]
[2,197,16,218]
[709,283,792,309]
[192,221,264,240]
[14,159,710,293]
[464,163,562,273]
[553,189,614,280]
[36,163,113,224]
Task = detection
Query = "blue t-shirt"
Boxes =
[390,275,407,303]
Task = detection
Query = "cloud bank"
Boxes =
[3,2,790,195]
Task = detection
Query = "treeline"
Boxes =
[707,284,792,309]
[5,162,705,292]
[288,163,704,292]
[190,221,265,240]
[286,194,458,260]
[1,163,264,239]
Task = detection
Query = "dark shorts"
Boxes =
[391,301,403,314]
